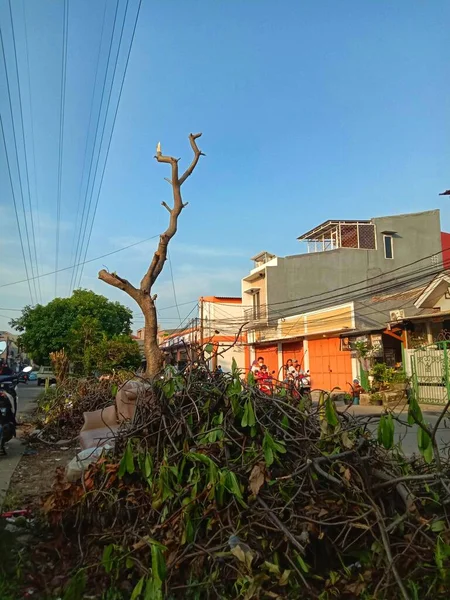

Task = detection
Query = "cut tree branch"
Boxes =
[140,133,204,293]
[98,270,142,304]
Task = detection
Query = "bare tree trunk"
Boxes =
[143,296,163,375]
[98,133,204,378]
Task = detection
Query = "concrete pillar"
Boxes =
[303,339,310,372]
[277,343,283,379]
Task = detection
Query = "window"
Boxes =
[383,235,394,259]
[252,291,260,320]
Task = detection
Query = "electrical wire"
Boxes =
[168,250,181,321]
[8,0,41,303]
[248,246,447,315]
[70,0,121,291]
[55,0,69,296]
[0,19,36,304]
[0,234,159,289]
[22,0,43,304]
[68,0,109,294]
[77,0,142,289]
[0,114,34,303]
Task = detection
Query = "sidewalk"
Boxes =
[0,383,40,508]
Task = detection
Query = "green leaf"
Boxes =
[295,552,310,573]
[246,400,256,427]
[325,396,338,427]
[247,371,256,386]
[62,570,87,600]
[126,442,135,474]
[263,433,275,467]
[431,520,446,533]
[111,383,118,398]
[130,577,145,600]
[144,577,162,600]
[378,413,395,449]
[102,544,114,573]
[417,426,433,463]
[273,440,286,454]
[151,543,166,583]
[408,395,423,425]
[226,471,246,507]
[423,442,434,464]
[241,402,249,427]
[231,357,239,376]
[204,343,214,354]
[264,561,280,575]
[144,454,153,479]
[281,415,289,429]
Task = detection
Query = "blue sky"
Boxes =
[1,0,449,333]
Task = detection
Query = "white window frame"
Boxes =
[383,234,394,259]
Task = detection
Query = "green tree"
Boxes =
[10,290,133,366]
[91,335,142,374]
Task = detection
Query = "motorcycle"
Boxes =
[0,366,32,416]
[0,390,17,455]
[298,371,311,397]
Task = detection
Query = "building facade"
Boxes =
[159,297,249,373]
[242,209,449,392]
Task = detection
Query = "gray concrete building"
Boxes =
[242,209,445,328]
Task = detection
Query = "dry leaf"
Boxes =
[341,431,354,449]
[318,508,328,518]
[278,569,291,586]
[231,544,254,571]
[249,463,266,496]
[343,468,351,481]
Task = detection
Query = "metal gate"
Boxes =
[411,341,450,405]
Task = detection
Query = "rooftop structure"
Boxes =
[298,220,376,253]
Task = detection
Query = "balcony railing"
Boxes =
[244,306,271,328]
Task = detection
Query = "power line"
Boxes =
[68,0,109,294]
[168,250,181,321]
[0,18,36,304]
[8,0,41,303]
[55,0,69,297]
[0,234,159,290]
[70,0,121,292]
[0,114,34,303]
[77,0,142,289]
[250,247,447,315]
[22,0,42,304]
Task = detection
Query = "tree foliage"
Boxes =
[10,290,135,368]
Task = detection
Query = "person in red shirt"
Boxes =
[256,364,272,394]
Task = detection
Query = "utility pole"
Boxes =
[199,297,204,355]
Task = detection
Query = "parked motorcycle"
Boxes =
[0,365,32,416]
[0,390,17,455]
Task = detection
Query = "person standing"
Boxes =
[252,356,264,373]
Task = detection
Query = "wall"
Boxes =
[264,210,443,320]
[441,232,450,269]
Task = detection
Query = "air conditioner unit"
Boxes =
[389,309,405,322]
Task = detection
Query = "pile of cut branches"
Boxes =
[34,376,126,442]
[41,364,450,599]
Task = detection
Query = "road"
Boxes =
[341,403,450,456]
[0,381,41,508]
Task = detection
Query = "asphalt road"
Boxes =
[0,381,41,507]
[341,404,450,457]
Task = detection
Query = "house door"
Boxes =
[282,341,304,376]
[309,337,352,392]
